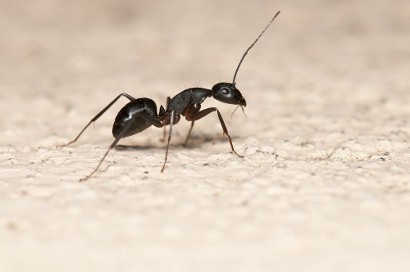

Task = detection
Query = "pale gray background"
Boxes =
[1,0,410,271]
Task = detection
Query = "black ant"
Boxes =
[59,11,280,181]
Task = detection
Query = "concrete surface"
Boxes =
[1,0,410,271]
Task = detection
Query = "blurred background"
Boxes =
[1,0,409,146]
[1,0,410,271]
[1,0,408,93]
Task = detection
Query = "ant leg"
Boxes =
[182,103,201,147]
[79,136,119,182]
[183,121,195,147]
[79,117,134,182]
[58,93,135,148]
[161,109,175,172]
[79,106,165,181]
[186,107,243,158]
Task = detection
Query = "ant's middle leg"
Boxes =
[58,92,135,148]
[161,109,175,173]
[186,107,244,157]
[183,121,195,147]
[182,103,201,147]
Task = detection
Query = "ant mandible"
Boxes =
[59,11,280,181]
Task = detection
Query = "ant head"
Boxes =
[211,82,246,107]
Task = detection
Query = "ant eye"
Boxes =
[221,88,229,95]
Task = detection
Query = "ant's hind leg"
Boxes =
[58,93,135,148]
[79,140,116,182]
[79,117,134,182]
[161,109,175,172]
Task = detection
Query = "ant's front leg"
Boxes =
[186,107,244,158]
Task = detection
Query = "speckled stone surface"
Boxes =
[1,0,410,271]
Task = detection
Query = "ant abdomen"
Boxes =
[112,98,159,138]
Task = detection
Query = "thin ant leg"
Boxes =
[79,118,133,182]
[79,134,121,182]
[80,107,163,181]
[161,109,175,172]
[58,93,135,148]
[183,121,195,147]
[187,107,243,157]
[182,103,201,147]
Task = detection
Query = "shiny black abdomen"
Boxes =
[112,98,158,138]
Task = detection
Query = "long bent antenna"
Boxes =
[232,11,280,85]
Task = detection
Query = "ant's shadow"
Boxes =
[114,135,229,152]
[114,144,158,151]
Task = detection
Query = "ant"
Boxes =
[59,11,280,181]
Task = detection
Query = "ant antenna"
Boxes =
[232,11,281,85]
[231,105,248,119]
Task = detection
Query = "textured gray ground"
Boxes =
[1,0,410,271]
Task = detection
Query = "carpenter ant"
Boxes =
[59,11,280,181]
